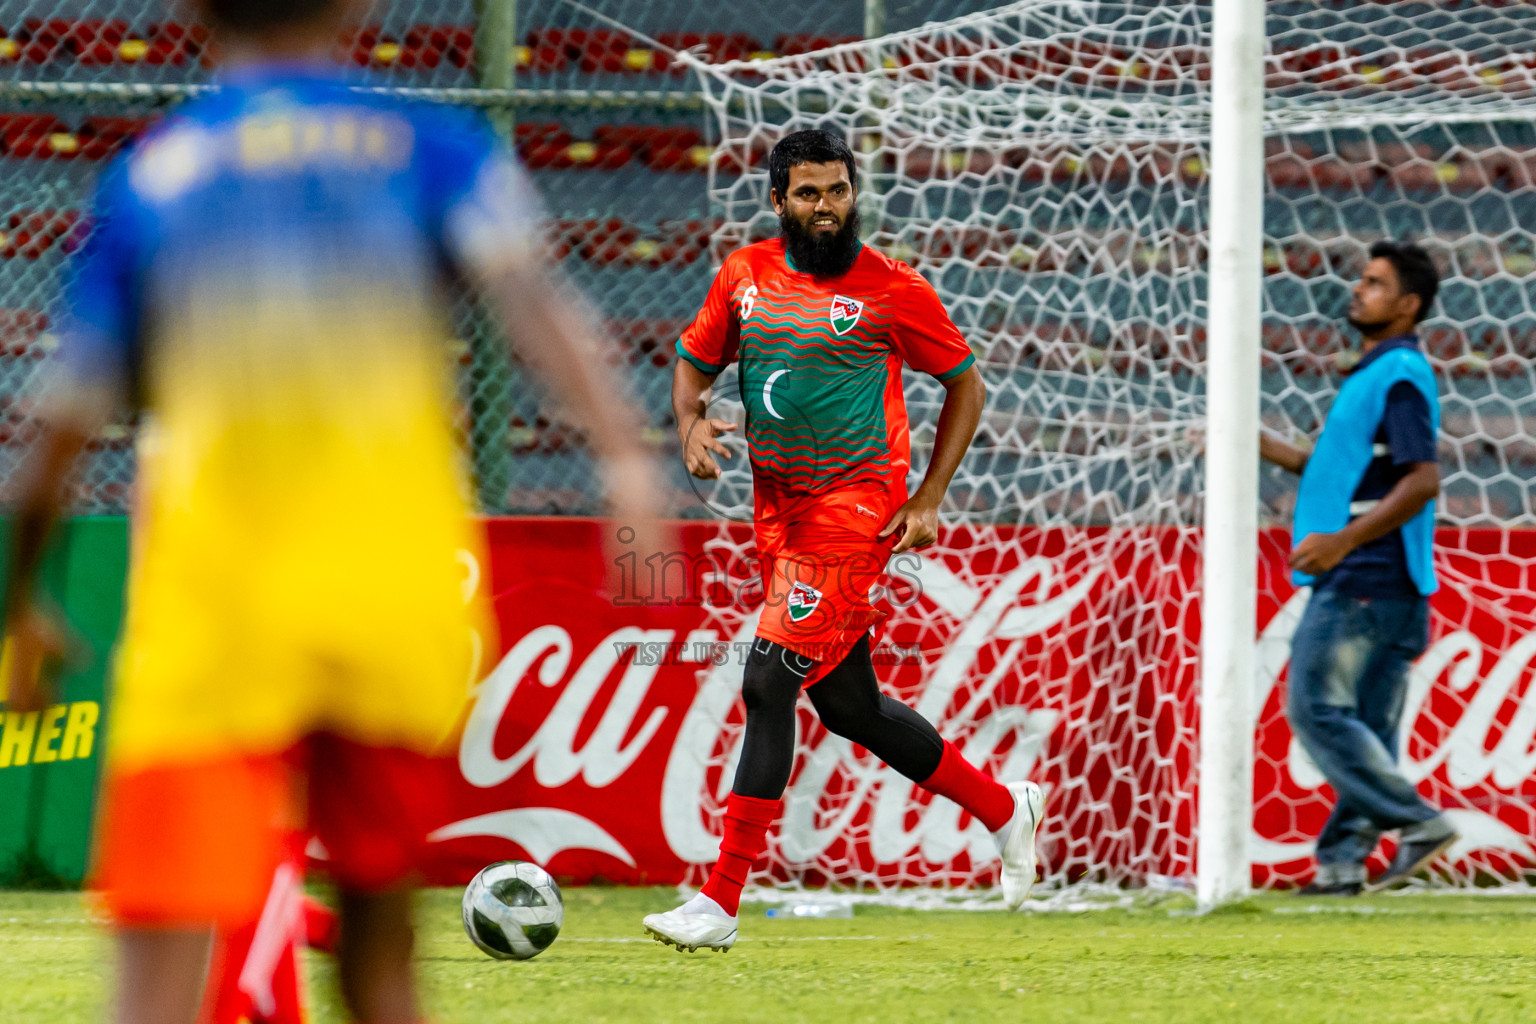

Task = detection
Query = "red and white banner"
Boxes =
[419,519,1536,888]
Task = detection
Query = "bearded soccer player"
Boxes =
[642,130,1044,952]
[2,1,662,1022]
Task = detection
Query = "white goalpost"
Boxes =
[1198,0,1264,909]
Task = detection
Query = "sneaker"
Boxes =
[996,781,1045,910]
[643,906,739,953]
[1368,831,1459,891]
[1296,880,1362,897]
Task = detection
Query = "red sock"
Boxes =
[699,793,782,916]
[920,741,1015,833]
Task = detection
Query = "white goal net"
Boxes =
[672,0,1536,899]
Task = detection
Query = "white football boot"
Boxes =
[643,893,739,953]
[995,781,1045,910]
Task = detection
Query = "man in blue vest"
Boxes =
[1261,240,1456,895]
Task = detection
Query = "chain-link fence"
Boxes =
[4,1,1536,527]
[0,1,969,516]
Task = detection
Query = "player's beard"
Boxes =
[1345,295,1394,337]
[780,206,863,278]
[1345,312,1391,336]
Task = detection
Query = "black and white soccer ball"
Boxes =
[461,860,564,961]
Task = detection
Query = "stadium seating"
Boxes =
[0,209,83,260]
[0,113,152,161]
[338,24,474,70]
[2,5,1534,520]
[3,14,1535,97]
[0,19,211,66]
[514,123,710,173]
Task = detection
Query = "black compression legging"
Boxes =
[730,635,946,800]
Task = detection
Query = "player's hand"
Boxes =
[879,496,941,554]
[1289,531,1352,576]
[4,604,68,714]
[679,416,737,480]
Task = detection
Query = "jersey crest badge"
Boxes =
[787,581,823,622]
[829,295,864,335]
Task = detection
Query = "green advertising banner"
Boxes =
[0,517,129,888]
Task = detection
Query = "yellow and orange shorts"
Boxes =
[93,735,455,928]
[94,480,487,927]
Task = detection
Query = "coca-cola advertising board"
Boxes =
[421,518,1536,889]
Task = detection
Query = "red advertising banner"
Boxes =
[421,519,1536,890]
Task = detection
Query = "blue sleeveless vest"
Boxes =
[1292,345,1439,595]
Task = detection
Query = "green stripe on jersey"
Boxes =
[935,353,976,380]
[675,338,727,375]
[737,292,894,496]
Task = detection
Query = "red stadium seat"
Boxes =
[517,125,709,173]
[5,19,209,66]
[16,18,70,63]
[144,22,212,67]
[576,218,639,266]
[653,32,760,73]
[515,123,573,168]
[593,125,705,171]
[0,309,48,359]
[0,209,82,260]
[403,25,474,69]
[523,28,632,74]
[0,114,152,161]
[0,115,78,159]
[79,116,153,160]
[774,34,861,57]
[340,24,474,70]
[519,30,569,72]
[59,19,115,65]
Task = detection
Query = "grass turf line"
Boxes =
[5,887,1536,1022]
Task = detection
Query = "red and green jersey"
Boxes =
[677,239,975,533]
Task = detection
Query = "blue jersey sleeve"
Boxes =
[56,158,145,403]
[1382,380,1437,466]
[416,112,543,275]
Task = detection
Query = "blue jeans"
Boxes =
[1286,587,1440,874]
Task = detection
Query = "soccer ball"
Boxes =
[461,860,564,961]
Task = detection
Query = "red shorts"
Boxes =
[754,520,893,684]
[93,733,450,928]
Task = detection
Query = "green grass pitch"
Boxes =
[6,887,1536,1022]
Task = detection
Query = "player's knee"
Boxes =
[808,687,871,741]
[740,639,813,717]
[1286,690,1351,741]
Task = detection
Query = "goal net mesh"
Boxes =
[5,0,1536,900]
[678,0,1536,900]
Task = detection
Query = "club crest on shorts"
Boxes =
[787,581,823,622]
[829,295,864,335]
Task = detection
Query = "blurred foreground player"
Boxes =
[643,130,1043,953]
[198,833,338,1024]
[2,1,662,1021]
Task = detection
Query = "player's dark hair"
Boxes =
[202,0,343,33]
[1369,239,1439,323]
[769,129,859,197]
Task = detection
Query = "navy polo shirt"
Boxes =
[1312,334,1439,599]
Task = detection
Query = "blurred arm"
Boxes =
[478,260,667,553]
[3,410,95,712]
[1259,432,1311,475]
[483,259,648,463]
